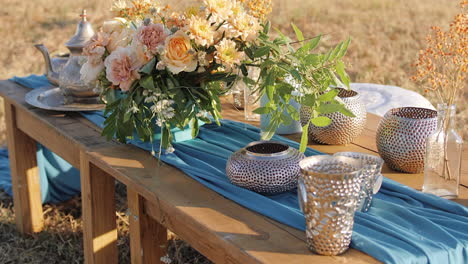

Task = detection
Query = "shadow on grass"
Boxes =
[0,185,210,264]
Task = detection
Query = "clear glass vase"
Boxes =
[423,104,463,199]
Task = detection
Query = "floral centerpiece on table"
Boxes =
[81,0,351,153]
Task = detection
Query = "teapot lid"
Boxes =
[65,10,95,49]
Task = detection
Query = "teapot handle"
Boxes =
[298,177,308,214]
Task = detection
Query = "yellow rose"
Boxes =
[161,31,198,74]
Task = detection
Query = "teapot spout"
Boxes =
[34,44,60,86]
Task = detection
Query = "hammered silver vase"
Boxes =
[298,155,363,256]
[226,141,305,194]
[376,107,437,173]
[333,152,384,212]
[300,88,367,145]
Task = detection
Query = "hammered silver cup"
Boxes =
[226,141,305,194]
[376,107,437,173]
[333,152,384,212]
[300,88,367,145]
[298,155,363,256]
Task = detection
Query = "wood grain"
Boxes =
[0,80,466,262]
[128,188,168,264]
[88,144,379,264]
[4,101,43,233]
[80,151,118,264]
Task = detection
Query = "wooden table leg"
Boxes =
[4,102,43,233]
[80,152,118,264]
[128,189,168,264]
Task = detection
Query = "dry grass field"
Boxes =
[0,0,465,263]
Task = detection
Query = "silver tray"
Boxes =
[25,86,105,112]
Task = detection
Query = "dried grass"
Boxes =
[0,0,465,262]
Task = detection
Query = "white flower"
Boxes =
[187,16,215,47]
[165,146,175,154]
[80,60,104,83]
[214,39,244,71]
[228,13,261,42]
[197,51,210,66]
[107,27,134,52]
[156,61,166,70]
[128,106,139,113]
[204,0,233,22]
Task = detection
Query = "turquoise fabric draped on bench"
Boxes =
[0,75,466,264]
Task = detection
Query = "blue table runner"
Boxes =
[0,75,467,264]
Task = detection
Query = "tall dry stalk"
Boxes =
[412,1,467,180]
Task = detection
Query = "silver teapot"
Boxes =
[35,10,97,101]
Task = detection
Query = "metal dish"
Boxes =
[25,86,104,112]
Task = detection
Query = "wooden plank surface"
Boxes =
[0,80,117,168]
[88,144,379,264]
[87,98,467,263]
[128,188,168,264]
[80,152,118,264]
[0,80,466,262]
[4,101,43,233]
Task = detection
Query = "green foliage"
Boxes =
[242,24,352,151]
[101,62,236,153]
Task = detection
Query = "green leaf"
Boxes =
[281,113,292,125]
[330,41,344,60]
[140,76,155,90]
[291,23,304,42]
[161,125,171,149]
[306,35,321,50]
[303,54,321,66]
[286,104,300,120]
[335,60,350,88]
[260,118,278,140]
[253,106,271,114]
[266,85,274,100]
[245,47,254,60]
[318,103,342,114]
[337,38,351,58]
[318,89,339,102]
[123,110,132,123]
[299,124,309,153]
[338,106,356,117]
[191,118,199,138]
[240,64,248,76]
[253,46,270,58]
[263,21,271,34]
[197,115,212,124]
[302,94,316,106]
[140,57,156,74]
[289,68,302,81]
[311,116,332,127]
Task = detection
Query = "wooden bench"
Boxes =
[1,79,467,263]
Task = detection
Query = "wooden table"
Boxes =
[1,79,467,264]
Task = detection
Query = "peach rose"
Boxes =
[83,32,109,66]
[161,30,197,74]
[107,28,133,52]
[104,47,142,91]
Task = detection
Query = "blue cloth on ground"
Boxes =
[0,75,467,264]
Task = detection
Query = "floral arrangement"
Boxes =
[81,0,351,153]
[411,1,466,182]
[412,1,467,106]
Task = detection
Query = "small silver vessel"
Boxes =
[226,141,305,194]
[35,10,97,102]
